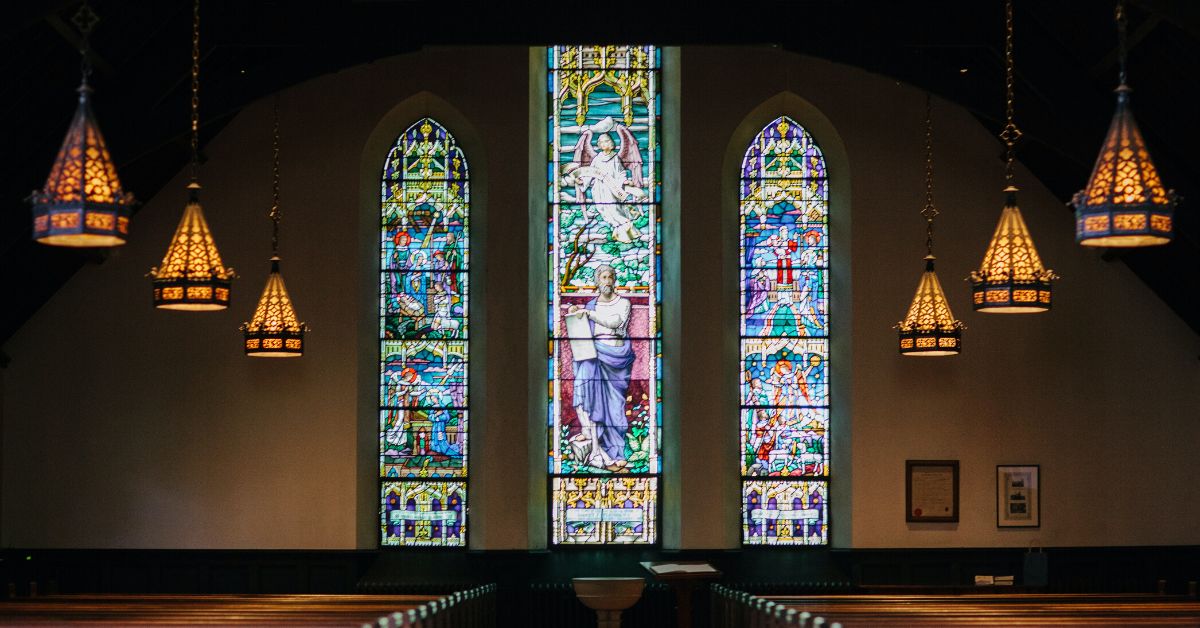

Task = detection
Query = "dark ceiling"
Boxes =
[3,0,1199,347]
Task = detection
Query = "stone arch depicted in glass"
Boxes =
[379,118,469,547]
[739,116,829,545]
[547,45,661,545]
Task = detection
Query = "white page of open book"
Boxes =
[651,563,718,574]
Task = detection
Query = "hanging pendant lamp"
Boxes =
[1073,0,1177,247]
[149,0,234,310]
[31,3,135,247]
[242,100,308,357]
[969,0,1057,313]
[898,95,963,356]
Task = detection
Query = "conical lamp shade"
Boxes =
[149,182,234,310]
[31,85,135,247]
[1073,86,1176,247]
[898,255,962,355]
[969,186,1056,313]
[241,256,306,357]
[238,254,304,353]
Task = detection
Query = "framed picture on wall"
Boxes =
[906,460,959,522]
[997,465,1040,528]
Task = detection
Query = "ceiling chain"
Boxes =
[922,93,938,255]
[271,97,281,255]
[1116,0,1129,87]
[190,0,201,178]
[71,0,99,82]
[998,0,1022,185]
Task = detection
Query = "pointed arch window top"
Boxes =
[741,116,827,183]
[383,117,469,183]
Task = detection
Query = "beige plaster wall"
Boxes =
[3,46,1197,550]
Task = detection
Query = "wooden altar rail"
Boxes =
[0,586,495,626]
[712,585,1200,627]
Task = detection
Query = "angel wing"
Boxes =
[614,124,644,188]
[572,129,597,167]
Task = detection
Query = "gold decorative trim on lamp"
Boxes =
[241,99,307,357]
[1073,0,1177,247]
[31,3,135,247]
[898,95,963,356]
[149,0,234,310]
[969,0,1057,313]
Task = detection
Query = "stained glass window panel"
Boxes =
[741,480,827,546]
[552,476,658,545]
[380,118,469,547]
[381,480,467,547]
[740,116,829,546]
[547,45,661,545]
[740,408,828,477]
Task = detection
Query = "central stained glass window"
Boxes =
[739,116,830,545]
[547,45,661,545]
[379,118,469,547]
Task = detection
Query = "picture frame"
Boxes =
[906,460,959,522]
[997,465,1040,528]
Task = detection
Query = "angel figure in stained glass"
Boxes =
[566,116,647,244]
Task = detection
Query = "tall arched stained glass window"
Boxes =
[740,116,829,546]
[379,118,469,547]
[547,45,661,545]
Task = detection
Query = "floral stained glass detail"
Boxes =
[548,45,661,545]
[739,117,829,545]
[379,118,469,547]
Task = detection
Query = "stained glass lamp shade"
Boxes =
[242,256,306,356]
[31,85,135,247]
[149,182,234,310]
[898,255,962,355]
[1073,87,1176,247]
[969,187,1056,313]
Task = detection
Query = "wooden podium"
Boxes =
[640,561,721,628]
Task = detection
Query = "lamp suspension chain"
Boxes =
[1115,0,1128,86]
[72,0,98,84]
[999,0,1022,185]
[922,93,937,256]
[189,0,201,180]
[270,97,281,255]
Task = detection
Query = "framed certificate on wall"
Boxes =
[997,465,1040,528]
[906,460,959,522]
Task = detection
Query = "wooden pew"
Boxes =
[365,583,496,628]
[0,593,438,625]
[715,589,1200,627]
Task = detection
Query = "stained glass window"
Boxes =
[547,45,661,545]
[379,118,469,547]
[739,116,829,545]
